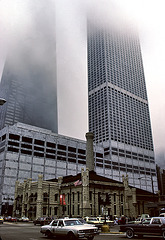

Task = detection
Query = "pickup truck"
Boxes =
[120,217,165,239]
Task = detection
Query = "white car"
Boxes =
[76,218,95,227]
[40,218,99,240]
[19,216,29,222]
[97,216,114,226]
[84,217,103,229]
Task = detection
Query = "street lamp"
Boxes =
[138,176,154,201]
[0,98,6,105]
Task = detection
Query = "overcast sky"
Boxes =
[0,0,164,167]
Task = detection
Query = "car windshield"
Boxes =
[64,220,83,226]
[78,219,86,223]
[101,217,109,220]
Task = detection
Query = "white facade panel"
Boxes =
[33,165,44,172]
[20,163,31,171]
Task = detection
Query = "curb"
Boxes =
[100,232,125,235]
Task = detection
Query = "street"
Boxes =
[0,222,163,240]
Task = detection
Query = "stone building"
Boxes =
[13,169,157,220]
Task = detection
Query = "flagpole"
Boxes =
[48,183,50,217]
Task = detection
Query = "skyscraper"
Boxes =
[0,1,58,133]
[0,53,58,133]
[87,21,158,192]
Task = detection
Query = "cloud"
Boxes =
[0,0,164,166]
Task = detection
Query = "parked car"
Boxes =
[17,216,29,222]
[34,217,44,225]
[40,218,99,240]
[84,217,102,229]
[0,216,4,224]
[9,217,17,222]
[4,216,11,221]
[76,218,95,227]
[97,216,114,226]
[33,217,52,225]
[120,217,165,239]
[21,217,29,222]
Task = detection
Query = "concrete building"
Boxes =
[0,124,103,215]
[87,21,157,193]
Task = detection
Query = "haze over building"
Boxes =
[0,0,58,133]
[0,5,159,215]
[0,51,58,133]
[87,20,157,192]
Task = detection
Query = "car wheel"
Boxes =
[45,230,53,238]
[163,231,165,239]
[67,232,76,240]
[87,237,94,240]
[126,229,134,239]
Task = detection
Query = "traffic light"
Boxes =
[106,193,111,205]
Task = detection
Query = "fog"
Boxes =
[0,0,164,167]
[0,0,58,132]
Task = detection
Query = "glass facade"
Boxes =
[88,23,157,192]
[0,57,58,133]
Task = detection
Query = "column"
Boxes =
[36,175,43,219]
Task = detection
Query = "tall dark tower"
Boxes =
[0,1,58,133]
[0,55,58,133]
[87,21,157,192]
